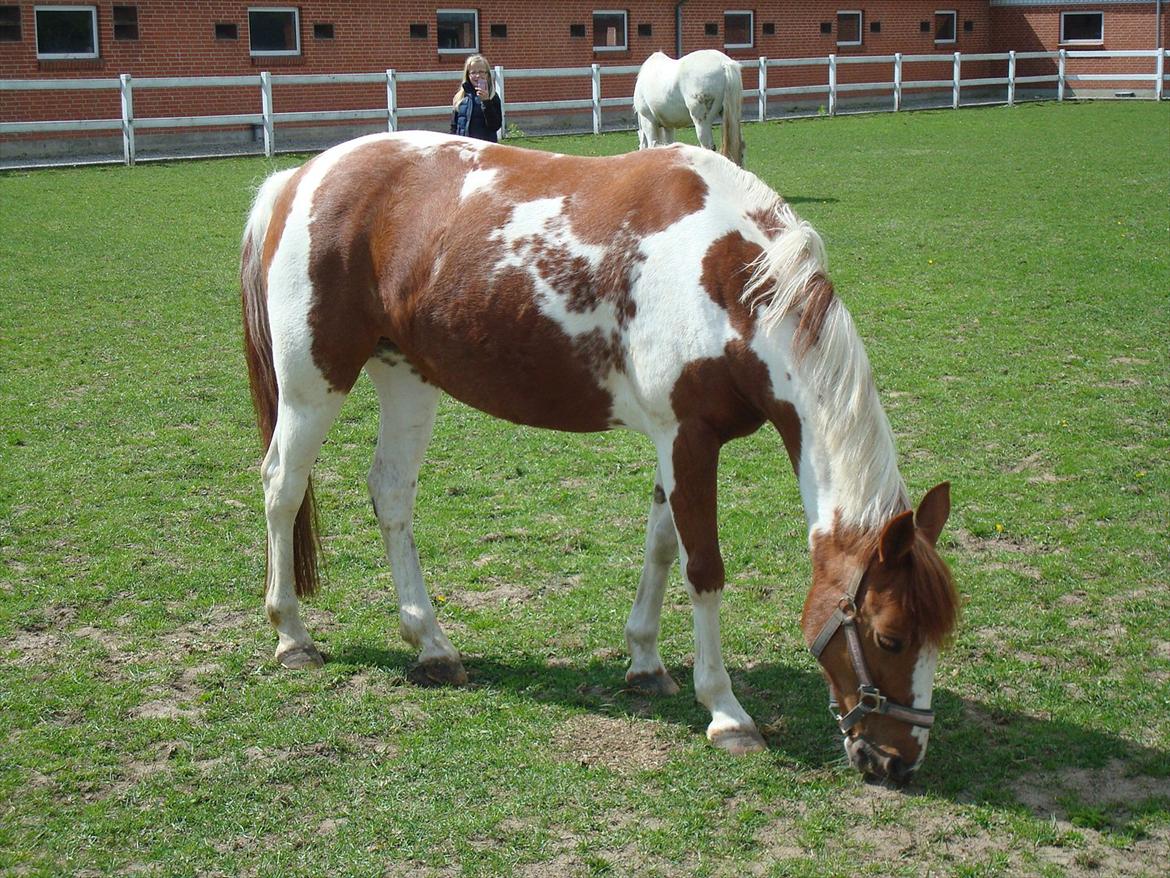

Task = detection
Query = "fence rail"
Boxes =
[1,49,1165,167]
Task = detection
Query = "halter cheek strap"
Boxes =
[809,567,936,733]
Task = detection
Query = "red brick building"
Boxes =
[1,2,1165,157]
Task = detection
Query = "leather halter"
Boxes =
[809,566,936,733]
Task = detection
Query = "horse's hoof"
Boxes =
[625,670,681,697]
[710,727,768,755]
[276,644,325,670]
[408,657,468,688]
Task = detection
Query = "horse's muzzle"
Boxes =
[845,735,915,787]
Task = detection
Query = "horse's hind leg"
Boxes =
[365,355,467,686]
[265,387,347,669]
[624,467,680,696]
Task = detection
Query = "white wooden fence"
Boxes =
[1,49,1165,166]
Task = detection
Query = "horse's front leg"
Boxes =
[624,467,681,696]
[658,424,766,755]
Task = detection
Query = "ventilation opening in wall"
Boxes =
[313,23,334,40]
[215,22,238,40]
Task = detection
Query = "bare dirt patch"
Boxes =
[551,713,674,774]
[447,583,532,609]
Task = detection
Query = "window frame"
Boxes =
[1060,10,1104,46]
[723,10,753,50]
[436,8,478,54]
[933,10,956,45]
[247,6,301,57]
[835,10,862,48]
[34,5,99,59]
[592,9,628,52]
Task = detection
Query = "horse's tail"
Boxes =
[721,60,745,167]
[240,167,322,599]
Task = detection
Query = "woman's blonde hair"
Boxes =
[451,54,495,108]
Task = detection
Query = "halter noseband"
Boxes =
[808,566,936,733]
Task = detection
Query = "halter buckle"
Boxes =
[857,685,886,713]
[836,595,857,619]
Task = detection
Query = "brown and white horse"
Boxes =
[240,131,958,784]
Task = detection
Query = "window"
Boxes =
[248,7,300,56]
[820,22,832,35]
[870,21,881,33]
[934,10,956,44]
[490,22,506,38]
[836,11,862,47]
[409,22,427,39]
[1061,11,1103,45]
[964,20,974,33]
[705,22,717,36]
[437,9,477,53]
[592,10,627,51]
[35,5,98,58]
[724,11,752,49]
[637,22,651,38]
[570,23,586,38]
[762,22,775,36]
[0,6,20,42]
[113,5,137,40]
[215,22,237,40]
[313,22,333,40]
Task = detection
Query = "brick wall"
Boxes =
[989,3,1166,87]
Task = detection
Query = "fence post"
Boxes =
[494,64,506,138]
[260,70,274,157]
[1057,49,1066,101]
[386,69,397,132]
[893,53,902,111]
[757,57,767,121]
[591,63,601,134]
[1156,49,1165,102]
[952,51,962,109]
[828,54,837,116]
[1007,50,1016,106]
[119,73,135,167]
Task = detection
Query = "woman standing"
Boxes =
[450,54,502,142]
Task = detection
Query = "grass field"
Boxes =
[1,100,1167,877]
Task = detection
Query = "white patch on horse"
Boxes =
[908,645,938,765]
[460,167,499,201]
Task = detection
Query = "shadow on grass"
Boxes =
[328,642,1169,817]
[782,194,840,206]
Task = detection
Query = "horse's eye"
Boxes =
[876,634,904,653]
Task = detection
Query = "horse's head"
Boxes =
[802,483,958,786]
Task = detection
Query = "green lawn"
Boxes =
[1,100,1168,877]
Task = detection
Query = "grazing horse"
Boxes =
[240,131,959,784]
[634,49,745,167]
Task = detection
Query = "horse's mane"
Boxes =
[737,182,910,530]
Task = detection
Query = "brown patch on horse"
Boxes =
[792,272,837,358]
[745,207,788,239]
[262,164,311,269]
[700,231,763,339]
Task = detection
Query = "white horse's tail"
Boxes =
[721,60,745,167]
[240,166,322,600]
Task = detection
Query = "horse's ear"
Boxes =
[915,482,951,546]
[878,510,916,567]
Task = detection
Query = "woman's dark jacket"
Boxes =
[451,84,502,142]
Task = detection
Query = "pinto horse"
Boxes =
[241,132,959,784]
[634,49,745,167]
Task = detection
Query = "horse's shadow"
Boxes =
[329,643,1169,818]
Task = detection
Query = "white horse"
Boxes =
[633,50,745,167]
